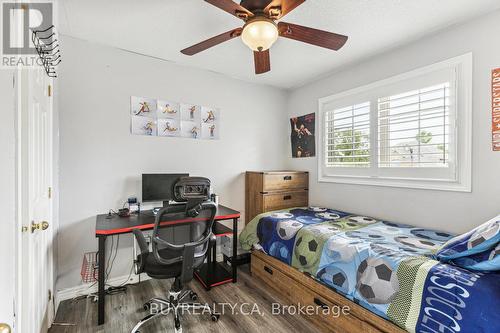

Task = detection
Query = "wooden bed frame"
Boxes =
[251,250,407,333]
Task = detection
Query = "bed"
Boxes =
[240,207,500,333]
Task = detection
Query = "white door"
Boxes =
[17,66,54,333]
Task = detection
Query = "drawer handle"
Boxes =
[264,266,273,275]
[283,176,292,181]
[314,298,329,310]
[283,195,292,200]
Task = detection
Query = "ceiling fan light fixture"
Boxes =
[241,17,278,52]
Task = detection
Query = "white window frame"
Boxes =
[318,53,472,192]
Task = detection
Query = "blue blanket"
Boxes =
[240,207,500,333]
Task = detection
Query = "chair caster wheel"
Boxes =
[143,302,151,311]
[211,314,220,322]
[189,291,198,301]
[174,317,182,332]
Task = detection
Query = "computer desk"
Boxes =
[95,205,240,326]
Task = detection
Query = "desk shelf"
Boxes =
[213,222,233,237]
[194,261,233,289]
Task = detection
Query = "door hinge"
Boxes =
[48,289,52,301]
[48,187,52,199]
[48,85,52,97]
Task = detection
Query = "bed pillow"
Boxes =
[436,214,500,260]
[450,243,500,271]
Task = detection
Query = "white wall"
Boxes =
[0,70,15,329]
[56,36,288,291]
[286,10,500,234]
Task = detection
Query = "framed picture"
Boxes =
[131,96,219,140]
[201,123,219,140]
[181,121,200,139]
[131,96,156,117]
[131,116,157,136]
[157,118,180,137]
[181,103,201,123]
[157,100,180,120]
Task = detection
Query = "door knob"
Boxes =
[0,323,12,333]
[31,221,39,233]
[31,221,49,233]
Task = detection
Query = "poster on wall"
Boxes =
[131,96,156,117]
[201,106,220,140]
[493,68,500,151]
[130,96,220,140]
[158,119,180,137]
[181,121,200,139]
[290,113,316,158]
[157,100,180,120]
[131,115,157,136]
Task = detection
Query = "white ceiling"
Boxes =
[57,0,500,89]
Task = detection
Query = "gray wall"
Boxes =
[57,36,288,290]
[0,70,15,327]
[286,10,500,234]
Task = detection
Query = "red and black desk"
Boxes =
[95,205,240,325]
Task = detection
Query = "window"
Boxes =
[318,54,472,191]
[378,83,450,168]
[325,102,371,167]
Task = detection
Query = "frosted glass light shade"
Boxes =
[241,19,279,52]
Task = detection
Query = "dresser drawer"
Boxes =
[262,172,308,191]
[263,190,308,211]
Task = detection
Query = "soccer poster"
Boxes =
[290,113,316,158]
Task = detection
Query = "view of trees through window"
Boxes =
[378,83,450,168]
[325,102,370,167]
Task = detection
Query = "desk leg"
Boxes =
[232,218,238,283]
[98,235,106,325]
[206,240,212,291]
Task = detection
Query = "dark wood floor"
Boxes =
[50,265,318,333]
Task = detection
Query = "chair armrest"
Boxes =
[209,234,217,246]
[133,229,149,255]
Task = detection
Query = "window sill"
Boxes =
[318,174,471,192]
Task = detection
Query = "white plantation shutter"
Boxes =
[325,102,370,167]
[378,83,451,168]
[318,54,472,191]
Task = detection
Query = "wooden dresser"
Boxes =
[245,171,309,224]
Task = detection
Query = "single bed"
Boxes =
[240,207,500,333]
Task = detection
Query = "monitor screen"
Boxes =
[142,173,189,202]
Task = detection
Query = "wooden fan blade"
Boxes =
[254,49,270,74]
[181,28,243,56]
[205,0,254,20]
[264,0,305,19]
[278,22,348,51]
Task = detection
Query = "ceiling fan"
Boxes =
[181,0,348,74]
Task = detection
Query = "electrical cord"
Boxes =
[104,236,114,281]
[106,235,120,282]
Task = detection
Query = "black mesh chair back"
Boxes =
[151,201,216,284]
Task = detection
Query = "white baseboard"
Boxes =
[54,254,225,316]
[55,272,151,315]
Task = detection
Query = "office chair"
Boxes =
[131,177,220,333]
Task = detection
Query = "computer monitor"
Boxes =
[142,173,189,206]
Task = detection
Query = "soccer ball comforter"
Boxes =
[239,207,500,333]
